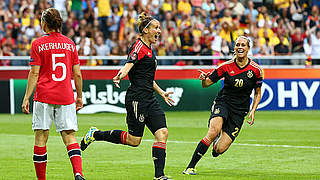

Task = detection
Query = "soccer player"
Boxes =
[183,36,263,175]
[21,8,85,180]
[80,12,174,180]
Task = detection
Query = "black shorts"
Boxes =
[125,98,166,137]
[208,100,247,141]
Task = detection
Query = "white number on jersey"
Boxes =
[52,53,66,81]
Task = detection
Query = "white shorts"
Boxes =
[32,101,78,132]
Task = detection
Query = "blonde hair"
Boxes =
[136,12,154,34]
[235,36,251,48]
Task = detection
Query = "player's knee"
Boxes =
[155,128,168,141]
[127,135,141,147]
[207,128,220,141]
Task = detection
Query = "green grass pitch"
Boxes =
[0,111,319,180]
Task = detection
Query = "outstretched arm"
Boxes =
[22,65,40,114]
[198,70,214,88]
[113,63,134,88]
[153,81,175,106]
[247,86,262,126]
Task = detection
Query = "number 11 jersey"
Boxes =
[30,32,79,105]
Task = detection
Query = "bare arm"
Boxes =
[113,63,134,88]
[153,81,174,106]
[247,86,262,125]
[22,65,40,114]
[73,64,83,111]
[199,70,214,88]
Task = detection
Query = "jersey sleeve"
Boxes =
[72,43,80,65]
[208,65,225,83]
[255,67,264,88]
[127,41,144,64]
[30,41,41,66]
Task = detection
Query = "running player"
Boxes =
[21,8,85,180]
[183,36,263,175]
[80,12,174,180]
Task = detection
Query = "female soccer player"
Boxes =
[21,8,85,180]
[183,36,263,175]
[80,12,174,180]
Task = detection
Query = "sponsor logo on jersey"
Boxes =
[247,70,253,78]
[230,71,234,74]
[30,58,34,62]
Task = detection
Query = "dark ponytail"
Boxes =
[41,8,63,32]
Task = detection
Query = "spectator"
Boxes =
[244,1,259,27]
[94,36,110,64]
[274,35,290,64]
[178,0,192,15]
[273,0,290,18]
[228,0,245,17]
[307,27,320,64]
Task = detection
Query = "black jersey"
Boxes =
[126,38,157,100]
[208,59,263,112]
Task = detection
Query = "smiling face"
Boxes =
[234,37,250,58]
[144,20,161,45]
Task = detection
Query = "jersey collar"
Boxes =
[234,58,251,70]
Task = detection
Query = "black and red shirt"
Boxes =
[208,59,263,112]
[126,38,157,100]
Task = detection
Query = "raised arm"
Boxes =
[22,65,40,114]
[113,63,134,88]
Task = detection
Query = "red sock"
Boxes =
[67,143,83,177]
[33,146,47,180]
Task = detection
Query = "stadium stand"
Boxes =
[0,0,318,66]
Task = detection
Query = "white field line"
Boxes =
[143,139,320,149]
[3,134,320,149]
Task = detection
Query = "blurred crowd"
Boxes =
[0,0,320,66]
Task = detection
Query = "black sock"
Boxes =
[152,142,166,178]
[187,137,211,168]
[93,130,127,145]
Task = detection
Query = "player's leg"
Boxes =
[80,99,145,150]
[32,101,53,180]
[54,103,84,180]
[34,130,49,180]
[212,111,243,157]
[183,116,223,175]
[212,131,233,157]
[147,99,170,179]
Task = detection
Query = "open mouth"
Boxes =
[237,49,244,54]
[154,33,160,40]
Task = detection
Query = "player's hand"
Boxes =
[247,111,255,126]
[161,91,175,106]
[22,98,30,114]
[76,97,83,111]
[113,72,122,88]
[198,69,210,80]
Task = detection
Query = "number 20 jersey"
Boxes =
[208,59,263,112]
[30,32,79,105]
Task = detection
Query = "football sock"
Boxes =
[152,142,166,178]
[33,145,47,180]
[67,143,83,177]
[187,137,211,168]
[93,130,127,145]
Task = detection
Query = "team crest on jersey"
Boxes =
[214,108,220,114]
[130,52,138,61]
[138,114,145,122]
[247,70,253,78]
[30,58,34,62]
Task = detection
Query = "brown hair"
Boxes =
[41,8,63,32]
[136,12,154,34]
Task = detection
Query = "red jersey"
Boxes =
[30,32,79,105]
